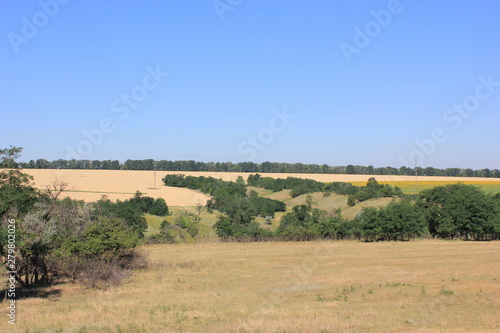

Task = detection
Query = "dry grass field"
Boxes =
[4,240,499,333]
[22,169,500,205]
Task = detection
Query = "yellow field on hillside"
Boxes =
[350,180,500,194]
[6,240,499,332]
[22,169,500,205]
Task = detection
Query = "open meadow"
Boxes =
[5,1,500,332]
[4,240,499,333]
[22,169,500,204]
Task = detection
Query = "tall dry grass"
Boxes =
[3,240,499,332]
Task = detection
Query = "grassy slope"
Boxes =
[261,190,395,222]
[145,207,221,242]
[10,240,500,332]
[145,179,500,239]
[144,189,396,237]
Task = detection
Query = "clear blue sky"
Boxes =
[1,0,499,169]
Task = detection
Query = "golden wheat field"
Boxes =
[3,240,499,333]
[22,169,500,204]
[23,169,212,206]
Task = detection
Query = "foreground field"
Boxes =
[22,169,500,204]
[7,240,499,332]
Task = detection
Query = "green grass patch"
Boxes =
[144,213,166,236]
[145,207,220,241]
[440,288,455,295]
[247,186,274,197]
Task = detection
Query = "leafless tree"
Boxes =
[42,178,74,220]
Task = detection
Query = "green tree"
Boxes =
[355,207,381,241]
[92,196,147,238]
[0,147,40,218]
[15,206,58,286]
[318,209,348,239]
[420,184,500,240]
[355,190,370,202]
[379,199,427,241]
[247,173,261,186]
[347,195,356,206]
[305,194,314,207]
[346,165,356,174]
[174,211,199,239]
[61,217,138,259]
[366,177,382,190]
[277,205,326,241]
[150,198,169,216]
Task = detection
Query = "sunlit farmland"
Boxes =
[23,169,500,203]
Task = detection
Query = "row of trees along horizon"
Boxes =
[7,157,500,178]
[1,146,499,290]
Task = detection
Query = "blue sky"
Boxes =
[1,0,499,169]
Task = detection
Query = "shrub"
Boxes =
[150,198,169,216]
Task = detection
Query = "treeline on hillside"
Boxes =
[12,157,500,178]
[247,174,403,205]
[163,173,500,242]
[92,191,169,237]
[163,174,287,241]
[163,174,286,219]
[235,183,500,242]
[214,183,500,242]
[1,147,170,289]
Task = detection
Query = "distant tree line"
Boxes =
[14,158,500,178]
